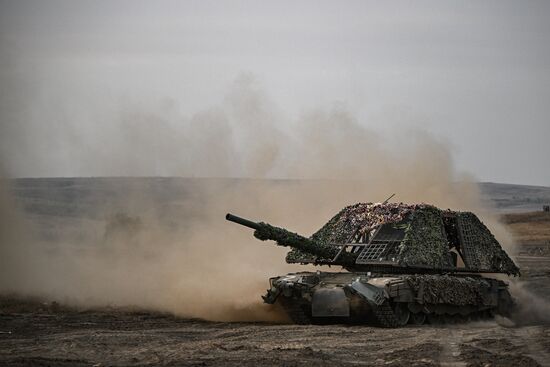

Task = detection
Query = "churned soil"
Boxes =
[0,299,549,367]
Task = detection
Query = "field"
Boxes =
[1,178,550,366]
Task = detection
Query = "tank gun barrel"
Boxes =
[225,212,345,261]
[225,213,261,230]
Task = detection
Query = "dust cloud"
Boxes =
[0,75,516,322]
[507,281,550,325]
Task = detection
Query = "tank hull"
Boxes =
[263,271,515,327]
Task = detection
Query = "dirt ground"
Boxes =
[0,296,549,367]
[1,212,550,366]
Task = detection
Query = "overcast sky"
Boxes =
[1,1,549,185]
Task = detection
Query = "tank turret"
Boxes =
[226,203,519,276]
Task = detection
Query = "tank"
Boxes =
[225,202,519,327]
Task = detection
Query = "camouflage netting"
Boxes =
[254,222,350,262]
[310,202,423,244]
[288,202,440,265]
[287,202,422,264]
[398,206,452,268]
[277,202,518,275]
[404,275,492,306]
[457,213,520,276]
[285,247,320,263]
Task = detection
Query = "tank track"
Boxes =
[371,301,400,328]
[279,297,500,327]
[372,302,497,328]
[279,297,312,325]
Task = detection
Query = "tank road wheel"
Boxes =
[448,314,466,324]
[278,297,311,325]
[372,301,410,328]
[409,312,426,325]
[427,313,444,325]
[443,314,458,324]
[392,302,410,327]
[372,302,398,327]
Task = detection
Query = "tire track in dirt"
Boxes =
[439,328,467,367]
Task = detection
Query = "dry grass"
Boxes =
[501,211,550,245]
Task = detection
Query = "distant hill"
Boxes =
[4,177,550,245]
[479,182,550,212]
[7,178,550,216]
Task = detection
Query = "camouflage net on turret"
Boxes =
[281,202,519,275]
[457,212,520,275]
[311,202,423,244]
[287,202,428,265]
[398,206,452,268]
